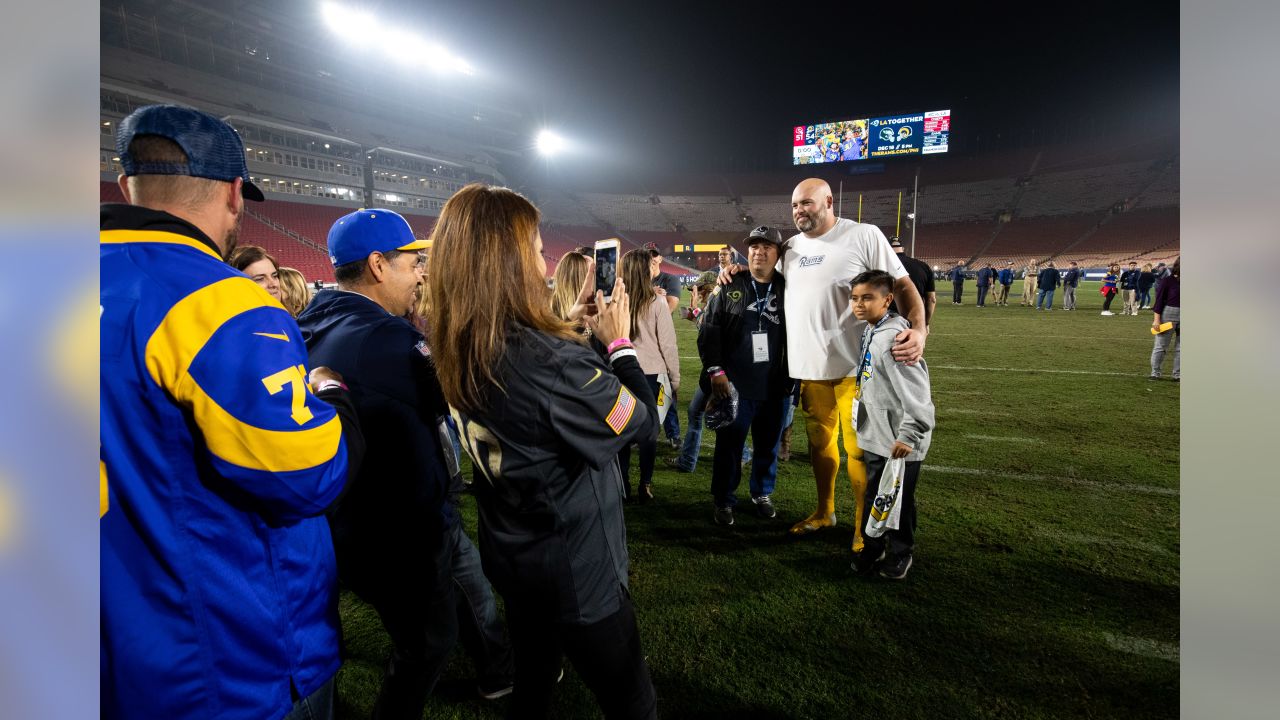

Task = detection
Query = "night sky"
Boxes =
[290,0,1178,175]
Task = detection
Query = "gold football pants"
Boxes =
[800,377,869,552]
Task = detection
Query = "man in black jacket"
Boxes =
[297,208,455,720]
[1061,261,1082,310]
[698,226,790,526]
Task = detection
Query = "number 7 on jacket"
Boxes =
[260,365,314,426]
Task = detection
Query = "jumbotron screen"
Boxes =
[792,109,950,165]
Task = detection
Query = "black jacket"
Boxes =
[297,289,454,559]
[697,271,789,399]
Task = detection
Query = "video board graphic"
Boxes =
[792,109,950,165]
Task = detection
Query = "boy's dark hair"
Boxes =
[850,269,894,295]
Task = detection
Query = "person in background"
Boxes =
[1120,260,1140,315]
[1061,261,1082,310]
[1035,261,1060,311]
[277,265,310,317]
[975,261,996,308]
[1150,257,1180,381]
[1137,262,1156,309]
[717,245,735,272]
[1152,261,1170,298]
[668,271,718,473]
[644,242,683,447]
[1021,259,1039,306]
[947,261,966,305]
[425,183,659,720]
[228,244,281,301]
[618,248,680,501]
[889,237,935,328]
[996,260,1015,306]
[1100,263,1120,316]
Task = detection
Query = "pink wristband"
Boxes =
[606,338,633,354]
[710,369,726,378]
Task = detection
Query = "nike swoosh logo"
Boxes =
[581,368,603,388]
[253,332,291,342]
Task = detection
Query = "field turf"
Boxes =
[334,279,1179,719]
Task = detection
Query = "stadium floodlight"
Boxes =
[321,2,476,76]
[536,130,565,157]
[321,2,376,40]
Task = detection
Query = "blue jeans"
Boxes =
[283,676,335,720]
[711,394,787,507]
[675,385,709,471]
[1036,288,1055,309]
[1139,289,1152,307]
[662,389,681,442]
[450,520,513,688]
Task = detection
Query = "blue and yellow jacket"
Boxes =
[100,204,349,719]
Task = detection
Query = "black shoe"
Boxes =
[1148,374,1161,381]
[713,505,734,526]
[850,549,884,576]
[667,436,680,450]
[879,554,914,580]
[752,495,777,519]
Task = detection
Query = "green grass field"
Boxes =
[335,280,1180,719]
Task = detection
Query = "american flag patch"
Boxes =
[605,387,637,435]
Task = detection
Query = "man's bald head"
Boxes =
[790,178,835,237]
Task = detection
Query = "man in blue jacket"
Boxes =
[947,261,967,304]
[1036,261,1061,310]
[101,105,363,720]
[995,261,1015,305]
[975,262,996,308]
[1061,261,1083,310]
[298,209,458,719]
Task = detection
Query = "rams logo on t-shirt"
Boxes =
[799,255,825,268]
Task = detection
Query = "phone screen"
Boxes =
[595,245,618,296]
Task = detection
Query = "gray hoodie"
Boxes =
[854,313,934,461]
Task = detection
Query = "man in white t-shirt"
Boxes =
[727,178,926,555]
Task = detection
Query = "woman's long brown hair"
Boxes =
[425,184,579,416]
[620,248,656,341]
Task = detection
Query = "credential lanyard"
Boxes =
[750,280,773,332]
[855,314,891,389]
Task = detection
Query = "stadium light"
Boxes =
[536,130,565,157]
[321,2,376,40]
[321,2,476,76]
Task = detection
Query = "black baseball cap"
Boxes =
[746,225,781,246]
[889,236,904,249]
[116,104,264,201]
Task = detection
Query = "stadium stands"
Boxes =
[976,214,1099,267]
[912,221,996,266]
[1058,207,1180,266]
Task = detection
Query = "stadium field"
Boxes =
[334,279,1179,719]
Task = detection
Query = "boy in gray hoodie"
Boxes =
[848,270,935,580]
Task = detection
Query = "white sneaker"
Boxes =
[1101,311,1114,316]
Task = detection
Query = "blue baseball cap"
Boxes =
[116,104,264,201]
[327,208,430,267]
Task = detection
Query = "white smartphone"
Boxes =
[594,238,620,302]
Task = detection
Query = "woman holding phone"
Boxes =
[426,184,659,719]
[617,248,681,502]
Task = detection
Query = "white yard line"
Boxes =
[924,465,1178,497]
[933,364,1139,377]
[963,433,1039,443]
[931,332,1151,342]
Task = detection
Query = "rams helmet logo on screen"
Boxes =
[879,127,895,142]
[897,126,912,141]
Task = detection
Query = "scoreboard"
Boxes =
[792,109,950,165]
